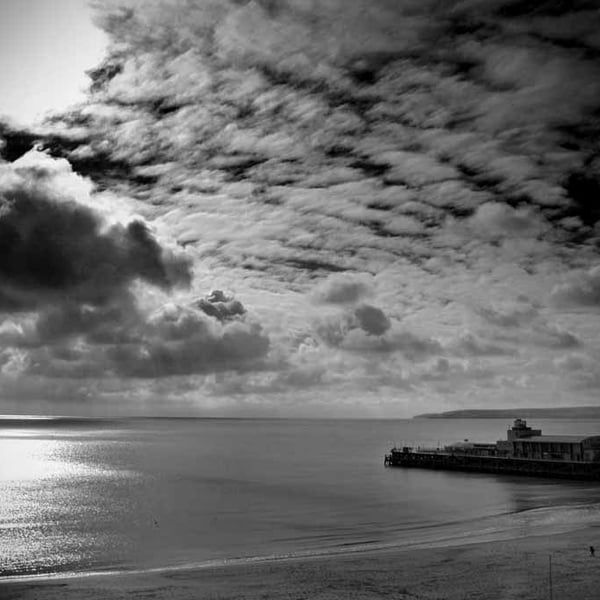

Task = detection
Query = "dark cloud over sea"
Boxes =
[1,0,600,415]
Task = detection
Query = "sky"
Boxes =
[0,0,107,125]
[0,0,600,417]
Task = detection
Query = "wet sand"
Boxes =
[2,526,600,600]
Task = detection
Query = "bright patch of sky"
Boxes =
[0,0,107,125]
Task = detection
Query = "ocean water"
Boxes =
[1,417,599,579]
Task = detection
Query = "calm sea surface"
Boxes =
[1,417,599,578]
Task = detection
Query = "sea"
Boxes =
[1,416,599,580]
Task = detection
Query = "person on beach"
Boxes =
[590,546,595,557]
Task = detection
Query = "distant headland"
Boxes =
[414,406,600,419]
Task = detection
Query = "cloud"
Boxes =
[552,352,600,391]
[39,0,599,258]
[312,273,374,304]
[22,297,271,380]
[108,303,270,378]
[0,151,191,312]
[316,306,440,360]
[553,353,594,372]
[530,322,581,349]
[194,289,247,322]
[468,203,549,239]
[550,266,600,307]
[365,329,442,359]
[377,151,460,187]
[471,298,582,352]
[475,303,538,327]
[354,303,391,336]
[3,0,600,414]
[452,332,515,357]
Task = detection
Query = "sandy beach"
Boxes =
[3,526,600,600]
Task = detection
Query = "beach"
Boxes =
[3,527,599,600]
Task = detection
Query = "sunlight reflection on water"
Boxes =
[0,431,140,576]
[0,435,90,482]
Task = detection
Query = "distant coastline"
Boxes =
[414,406,600,419]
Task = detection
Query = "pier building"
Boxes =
[497,419,600,462]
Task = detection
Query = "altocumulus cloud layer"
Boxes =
[1,0,600,415]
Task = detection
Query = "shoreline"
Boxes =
[2,516,593,584]
[3,526,600,600]
[5,499,599,584]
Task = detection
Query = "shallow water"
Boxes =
[1,417,599,578]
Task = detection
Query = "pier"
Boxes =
[384,420,600,481]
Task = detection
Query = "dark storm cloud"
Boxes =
[0,157,191,312]
[0,121,39,162]
[3,296,140,348]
